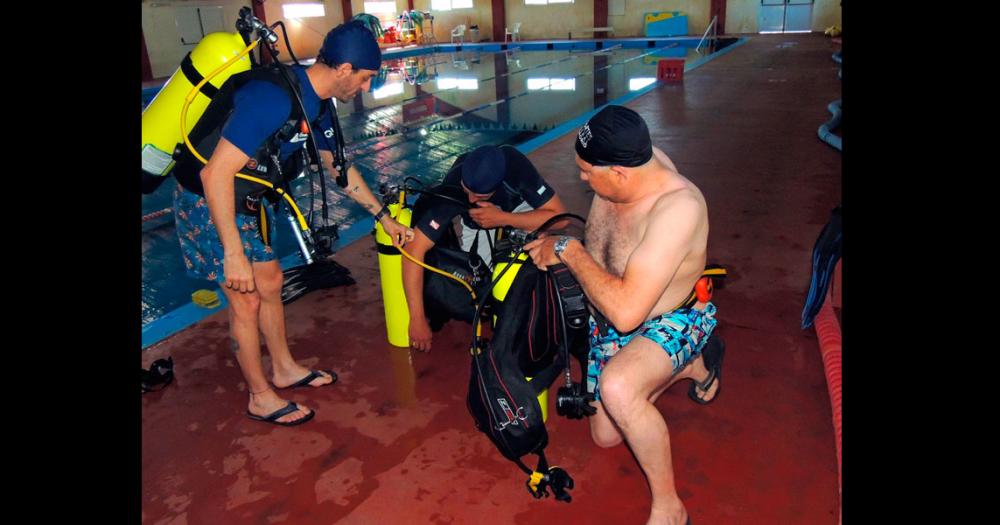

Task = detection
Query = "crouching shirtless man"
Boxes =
[525,105,723,525]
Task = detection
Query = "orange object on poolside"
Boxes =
[694,276,713,303]
[656,59,685,82]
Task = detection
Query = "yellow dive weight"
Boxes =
[491,251,549,422]
[375,203,413,347]
[141,32,252,180]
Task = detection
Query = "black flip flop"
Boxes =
[689,338,725,405]
[246,401,315,426]
[276,369,338,390]
[142,357,174,394]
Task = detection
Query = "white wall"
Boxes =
[142,0,346,79]
[142,0,248,78]
[609,0,711,38]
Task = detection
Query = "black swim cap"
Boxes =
[574,105,653,167]
[461,146,507,194]
[318,20,382,71]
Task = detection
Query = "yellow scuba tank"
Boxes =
[376,200,414,347]
[141,32,252,189]
[491,250,549,422]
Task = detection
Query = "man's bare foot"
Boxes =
[247,388,313,425]
[271,366,336,389]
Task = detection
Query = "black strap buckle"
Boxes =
[550,264,589,330]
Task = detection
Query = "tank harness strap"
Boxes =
[180,53,219,99]
[591,264,727,338]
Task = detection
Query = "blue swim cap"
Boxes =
[461,146,507,194]
[318,21,382,71]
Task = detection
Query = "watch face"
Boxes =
[555,236,569,254]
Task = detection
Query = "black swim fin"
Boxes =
[801,206,842,329]
[281,257,355,305]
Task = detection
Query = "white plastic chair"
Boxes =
[450,24,466,44]
[505,22,521,42]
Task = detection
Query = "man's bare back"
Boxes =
[585,147,709,323]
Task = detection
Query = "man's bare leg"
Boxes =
[221,283,312,424]
[589,348,718,447]
[252,261,333,389]
[588,336,713,525]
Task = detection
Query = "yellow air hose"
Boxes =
[397,243,482,340]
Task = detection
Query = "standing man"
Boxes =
[171,21,413,426]
[525,105,724,525]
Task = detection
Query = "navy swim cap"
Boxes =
[318,21,382,71]
[461,146,507,194]
[575,105,653,167]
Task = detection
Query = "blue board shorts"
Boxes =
[587,302,718,401]
[173,184,277,284]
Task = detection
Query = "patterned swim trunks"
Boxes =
[587,303,717,401]
[172,184,277,284]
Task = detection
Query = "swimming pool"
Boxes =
[141,36,745,348]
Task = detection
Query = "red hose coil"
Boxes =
[813,283,842,523]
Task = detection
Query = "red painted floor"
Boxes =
[142,33,842,524]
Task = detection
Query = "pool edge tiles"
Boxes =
[140,37,750,349]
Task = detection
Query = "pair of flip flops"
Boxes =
[246,369,338,426]
[688,338,725,405]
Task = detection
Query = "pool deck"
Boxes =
[142,33,842,524]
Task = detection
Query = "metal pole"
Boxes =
[287,211,314,265]
[696,15,718,53]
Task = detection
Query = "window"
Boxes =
[364,1,397,29]
[526,0,572,5]
[432,0,473,10]
[629,78,656,91]
[373,81,405,99]
[527,78,576,91]
[437,78,478,90]
[282,3,326,18]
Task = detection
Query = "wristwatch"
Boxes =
[374,204,390,222]
[553,236,573,260]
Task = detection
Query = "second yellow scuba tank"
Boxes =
[376,200,414,347]
[492,249,549,423]
[141,32,252,193]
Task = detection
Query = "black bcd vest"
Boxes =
[172,64,328,216]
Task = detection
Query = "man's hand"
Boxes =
[380,216,415,247]
[524,235,560,271]
[409,316,433,352]
[468,201,508,229]
[224,252,256,293]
